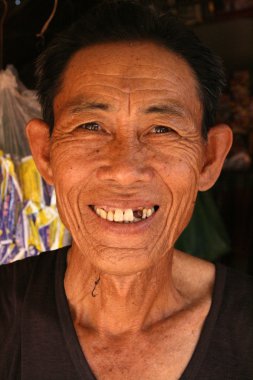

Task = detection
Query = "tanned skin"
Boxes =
[27,41,232,379]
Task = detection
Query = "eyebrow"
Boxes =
[144,104,186,117]
[66,100,111,115]
[64,98,187,118]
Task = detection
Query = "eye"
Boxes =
[151,125,174,134]
[78,122,102,131]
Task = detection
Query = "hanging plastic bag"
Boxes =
[0,65,41,158]
[0,66,71,264]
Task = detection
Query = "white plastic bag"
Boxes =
[0,66,71,264]
[0,65,41,158]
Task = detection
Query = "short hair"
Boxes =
[35,0,226,138]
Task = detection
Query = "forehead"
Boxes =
[54,41,202,122]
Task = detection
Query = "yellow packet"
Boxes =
[36,207,58,228]
[27,215,44,252]
[1,153,22,202]
[18,156,43,204]
[22,201,44,252]
[36,207,58,251]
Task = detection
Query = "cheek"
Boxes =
[48,148,87,229]
[152,140,203,190]
[53,179,95,244]
[152,143,203,237]
[50,140,102,185]
[49,142,108,234]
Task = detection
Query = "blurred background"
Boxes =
[0,0,253,273]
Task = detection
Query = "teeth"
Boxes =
[100,209,107,219]
[124,209,134,222]
[142,208,147,219]
[96,208,101,217]
[107,210,114,221]
[147,208,153,217]
[114,208,124,222]
[93,206,156,223]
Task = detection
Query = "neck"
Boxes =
[64,244,185,337]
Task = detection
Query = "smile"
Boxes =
[90,205,159,223]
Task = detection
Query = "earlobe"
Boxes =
[198,124,233,191]
[26,118,54,185]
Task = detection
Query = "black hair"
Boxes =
[36,0,226,138]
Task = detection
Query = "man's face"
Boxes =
[50,41,205,274]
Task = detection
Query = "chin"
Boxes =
[75,241,163,275]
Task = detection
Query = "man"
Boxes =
[1,1,253,379]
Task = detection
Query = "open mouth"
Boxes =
[89,205,159,223]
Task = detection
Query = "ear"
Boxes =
[26,118,54,185]
[198,124,233,191]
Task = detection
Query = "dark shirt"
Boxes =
[0,247,253,380]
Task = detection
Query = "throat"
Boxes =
[65,248,184,336]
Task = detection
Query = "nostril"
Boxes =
[96,163,153,185]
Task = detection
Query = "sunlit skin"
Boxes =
[27,41,232,379]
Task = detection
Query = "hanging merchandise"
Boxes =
[0,65,39,158]
[0,65,71,264]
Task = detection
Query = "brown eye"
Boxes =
[152,126,173,134]
[79,122,101,131]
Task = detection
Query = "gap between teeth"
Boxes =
[94,207,155,223]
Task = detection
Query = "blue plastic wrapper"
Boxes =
[42,179,54,207]
[0,244,20,265]
[0,155,22,245]
[0,67,70,264]
[15,206,27,250]
[0,245,8,264]
[39,224,51,251]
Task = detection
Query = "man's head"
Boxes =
[36,0,225,139]
[27,1,232,274]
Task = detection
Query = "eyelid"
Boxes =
[77,121,113,137]
[151,125,174,133]
[77,121,102,130]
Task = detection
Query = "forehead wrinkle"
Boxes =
[59,84,135,106]
[74,53,196,76]
[56,57,202,123]
[68,74,197,91]
[80,72,181,81]
[126,89,131,117]
[65,61,198,86]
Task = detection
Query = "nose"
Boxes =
[96,143,154,187]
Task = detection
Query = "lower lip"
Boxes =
[88,207,158,234]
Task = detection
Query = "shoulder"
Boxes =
[173,251,253,374]
[0,247,68,342]
[218,264,253,319]
[0,248,61,284]
[0,247,68,376]
[224,264,253,295]
[173,250,253,313]
[173,249,253,309]
[193,264,253,378]
[206,265,253,376]
[0,247,68,314]
[0,252,43,296]
[172,249,216,303]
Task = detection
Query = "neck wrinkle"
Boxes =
[64,245,185,336]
